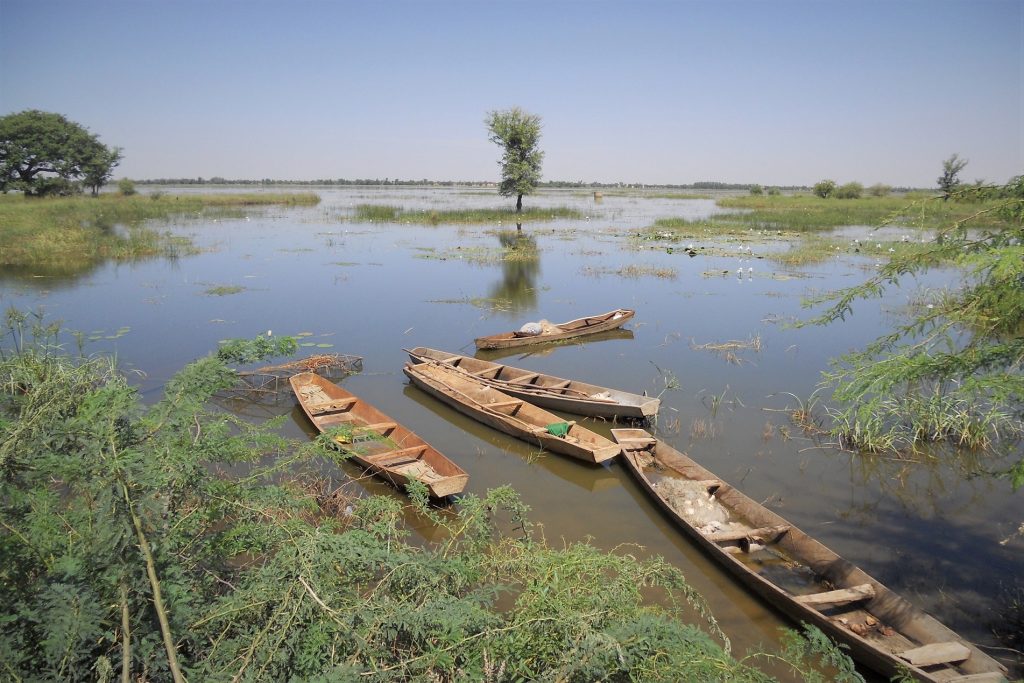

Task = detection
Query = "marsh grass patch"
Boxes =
[350,203,583,225]
[582,264,678,279]
[203,285,246,296]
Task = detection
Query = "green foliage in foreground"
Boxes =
[804,177,1024,481]
[0,192,319,270]
[353,203,582,225]
[0,315,858,681]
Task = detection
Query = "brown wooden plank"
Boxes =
[308,397,358,414]
[946,673,1010,682]
[706,524,790,543]
[794,583,875,607]
[356,421,397,434]
[509,372,541,384]
[898,642,971,667]
[366,445,428,466]
[485,399,524,410]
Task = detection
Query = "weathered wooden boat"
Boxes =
[475,329,635,362]
[474,308,635,350]
[290,372,468,499]
[612,428,1008,683]
[406,346,659,420]
[403,362,620,464]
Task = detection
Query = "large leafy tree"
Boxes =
[485,107,544,213]
[0,110,122,196]
[807,174,1024,486]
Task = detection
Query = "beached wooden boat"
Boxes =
[406,346,659,420]
[612,428,1008,683]
[474,308,635,350]
[290,372,468,498]
[403,362,620,464]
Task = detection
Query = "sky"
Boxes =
[0,0,1020,187]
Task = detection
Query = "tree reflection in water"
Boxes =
[490,228,540,312]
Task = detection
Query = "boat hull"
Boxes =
[406,346,659,419]
[613,429,1007,683]
[405,362,620,464]
[290,372,468,499]
[474,308,635,350]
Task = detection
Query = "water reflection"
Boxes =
[474,328,635,362]
[489,230,540,312]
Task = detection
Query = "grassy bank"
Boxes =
[352,203,582,224]
[0,192,320,269]
[715,193,1011,232]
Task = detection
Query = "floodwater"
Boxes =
[2,186,1020,679]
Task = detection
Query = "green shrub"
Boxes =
[118,178,137,196]
[835,182,864,199]
[812,179,836,198]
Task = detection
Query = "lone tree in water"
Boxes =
[485,107,544,214]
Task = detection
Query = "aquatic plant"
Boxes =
[351,203,582,225]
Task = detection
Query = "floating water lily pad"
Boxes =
[315,343,334,348]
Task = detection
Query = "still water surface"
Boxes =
[2,187,1020,678]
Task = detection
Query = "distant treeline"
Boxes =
[132,177,921,192]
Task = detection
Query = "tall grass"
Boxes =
[0,192,319,269]
[714,194,1012,232]
[352,203,582,224]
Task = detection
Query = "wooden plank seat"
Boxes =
[795,583,876,607]
[898,642,971,667]
[485,399,524,410]
[509,372,541,384]
[307,397,358,415]
[706,524,790,543]
[351,421,397,435]
[367,445,428,467]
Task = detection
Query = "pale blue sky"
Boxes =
[1,0,1020,186]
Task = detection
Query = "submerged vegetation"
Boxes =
[0,192,320,271]
[352,203,582,225]
[0,313,862,682]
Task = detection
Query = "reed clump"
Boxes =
[352,203,582,225]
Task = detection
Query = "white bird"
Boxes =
[748,266,754,273]
[736,268,743,276]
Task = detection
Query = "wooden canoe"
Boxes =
[290,372,468,499]
[406,346,660,420]
[474,308,635,350]
[612,429,1008,683]
[403,362,620,464]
